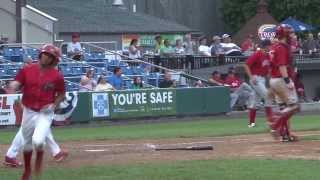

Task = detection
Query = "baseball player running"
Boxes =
[269,24,300,142]
[224,67,256,125]
[9,44,66,180]
[243,39,274,128]
[4,127,68,167]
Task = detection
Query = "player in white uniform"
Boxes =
[4,127,68,167]
[9,44,66,180]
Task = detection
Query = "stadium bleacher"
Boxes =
[0,46,164,91]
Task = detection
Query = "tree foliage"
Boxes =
[222,0,320,33]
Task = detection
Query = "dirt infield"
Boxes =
[2,131,320,168]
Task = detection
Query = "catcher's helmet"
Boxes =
[275,24,294,39]
[39,44,61,63]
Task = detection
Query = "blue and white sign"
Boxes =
[92,93,110,117]
[258,24,276,40]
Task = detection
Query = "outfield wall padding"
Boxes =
[87,87,230,122]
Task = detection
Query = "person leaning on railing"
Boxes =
[175,39,185,54]
[221,34,242,56]
[160,39,175,57]
[210,35,224,56]
[128,39,142,59]
[67,33,84,61]
[198,37,211,57]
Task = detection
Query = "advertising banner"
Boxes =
[0,94,22,126]
[258,24,277,40]
[108,89,176,118]
[123,34,184,50]
[122,34,140,51]
[92,93,110,118]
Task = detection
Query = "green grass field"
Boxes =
[2,159,320,180]
[1,115,320,144]
[1,115,320,180]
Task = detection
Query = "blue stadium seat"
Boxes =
[124,80,133,89]
[62,67,73,76]
[7,69,19,76]
[3,48,14,56]
[122,67,133,75]
[25,48,39,59]
[132,66,145,75]
[72,67,83,75]
[96,67,107,74]
[0,69,7,77]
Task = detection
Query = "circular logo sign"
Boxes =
[53,92,78,125]
[258,24,277,40]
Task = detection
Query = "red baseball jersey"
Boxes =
[15,63,65,111]
[224,75,243,89]
[212,77,225,85]
[269,42,294,78]
[246,49,270,76]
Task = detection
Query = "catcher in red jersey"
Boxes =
[268,24,300,142]
[9,44,66,180]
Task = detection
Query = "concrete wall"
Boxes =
[300,70,320,100]
[22,6,56,43]
[0,0,56,44]
[0,0,17,42]
[125,0,226,36]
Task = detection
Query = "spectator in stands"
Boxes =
[294,73,307,102]
[128,39,142,59]
[208,71,224,86]
[184,33,194,55]
[241,34,255,56]
[159,71,176,88]
[154,35,164,55]
[210,35,224,56]
[221,34,242,56]
[303,33,317,54]
[67,32,83,60]
[0,37,8,55]
[175,39,185,54]
[184,33,195,69]
[132,77,143,89]
[160,39,175,56]
[95,74,115,91]
[0,80,7,94]
[108,67,123,90]
[198,37,211,57]
[291,34,300,54]
[195,80,205,88]
[316,32,320,50]
[79,69,97,91]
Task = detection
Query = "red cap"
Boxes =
[275,24,293,39]
[72,32,80,38]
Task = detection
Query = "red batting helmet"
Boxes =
[39,44,61,63]
[275,24,294,39]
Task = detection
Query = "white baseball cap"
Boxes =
[222,34,231,39]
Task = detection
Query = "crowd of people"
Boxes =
[125,31,320,60]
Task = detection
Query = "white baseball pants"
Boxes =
[6,127,61,158]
